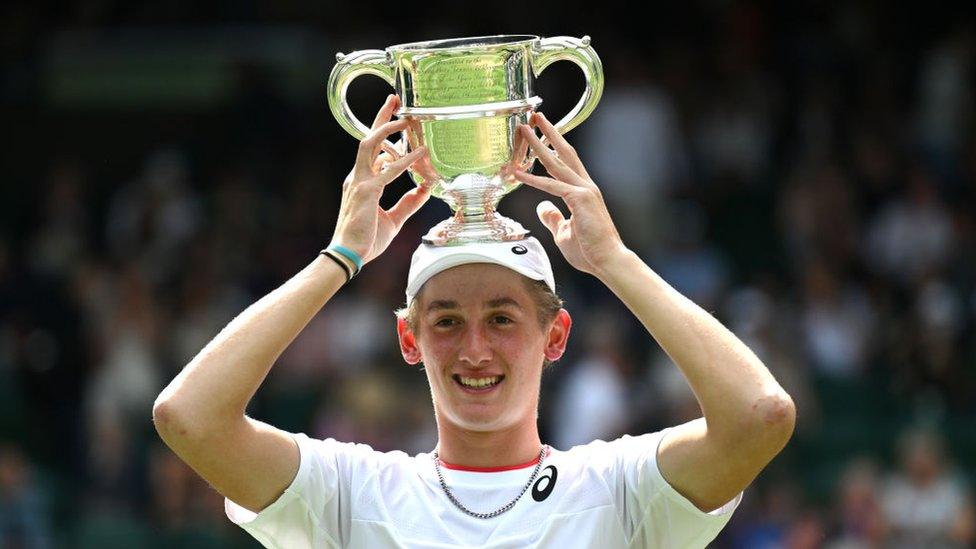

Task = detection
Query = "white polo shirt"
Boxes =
[225,428,742,548]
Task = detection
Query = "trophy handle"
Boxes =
[531,36,604,134]
[327,49,402,155]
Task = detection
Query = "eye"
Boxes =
[492,315,513,325]
[434,317,458,327]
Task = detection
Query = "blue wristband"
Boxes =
[328,244,363,273]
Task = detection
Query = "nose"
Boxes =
[457,323,493,366]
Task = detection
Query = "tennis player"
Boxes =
[153,95,796,548]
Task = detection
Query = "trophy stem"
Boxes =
[422,174,528,245]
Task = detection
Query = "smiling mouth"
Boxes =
[452,374,505,392]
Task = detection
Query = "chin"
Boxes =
[448,409,510,432]
[456,415,503,431]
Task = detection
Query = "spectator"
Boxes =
[0,443,53,548]
[864,168,955,286]
[881,427,976,548]
[826,457,885,548]
[551,306,630,449]
[800,260,876,379]
[578,57,686,253]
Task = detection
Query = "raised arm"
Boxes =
[152,95,429,513]
[514,112,795,513]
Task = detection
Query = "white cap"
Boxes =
[405,237,556,305]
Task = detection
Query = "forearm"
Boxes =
[154,255,346,433]
[597,249,793,439]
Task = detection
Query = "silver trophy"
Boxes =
[328,35,603,244]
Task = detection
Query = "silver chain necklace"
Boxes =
[431,445,549,520]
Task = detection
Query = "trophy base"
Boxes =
[422,214,529,246]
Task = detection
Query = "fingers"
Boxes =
[386,185,431,228]
[380,139,404,160]
[371,95,399,130]
[361,119,409,158]
[530,113,587,175]
[372,151,394,174]
[536,200,567,236]
[355,119,410,179]
[513,125,530,169]
[375,147,427,186]
[372,95,405,164]
[518,125,586,186]
[513,169,575,197]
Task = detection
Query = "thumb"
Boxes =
[536,200,565,236]
[387,185,431,228]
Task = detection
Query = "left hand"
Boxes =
[331,95,430,265]
[513,112,628,277]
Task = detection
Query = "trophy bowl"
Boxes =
[328,35,603,245]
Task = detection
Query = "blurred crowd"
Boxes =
[2,1,975,547]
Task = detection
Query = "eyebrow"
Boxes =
[425,297,524,312]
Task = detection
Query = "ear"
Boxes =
[543,308,572,362]
[397,317,423,365]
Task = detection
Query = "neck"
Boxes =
[433,412,542,469]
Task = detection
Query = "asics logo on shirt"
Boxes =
[531,466,557,502]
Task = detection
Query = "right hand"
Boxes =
[329,94,429,264]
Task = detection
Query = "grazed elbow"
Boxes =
[152,396,185,441]
[751,390,796,447]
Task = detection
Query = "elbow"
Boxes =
[152,395,184,442]
[152,392,203,445]
[152,379,183,435]
[152,390,242,447]
[750,389,797,450]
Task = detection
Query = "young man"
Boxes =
[153,95,796,547]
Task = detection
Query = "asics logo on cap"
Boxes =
[511,245,528,255]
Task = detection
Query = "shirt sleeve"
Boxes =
[589,428,743,548]
[224,432,378,549]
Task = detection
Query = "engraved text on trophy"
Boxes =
[412,54,512,106]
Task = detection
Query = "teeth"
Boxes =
[458,375,501,388]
